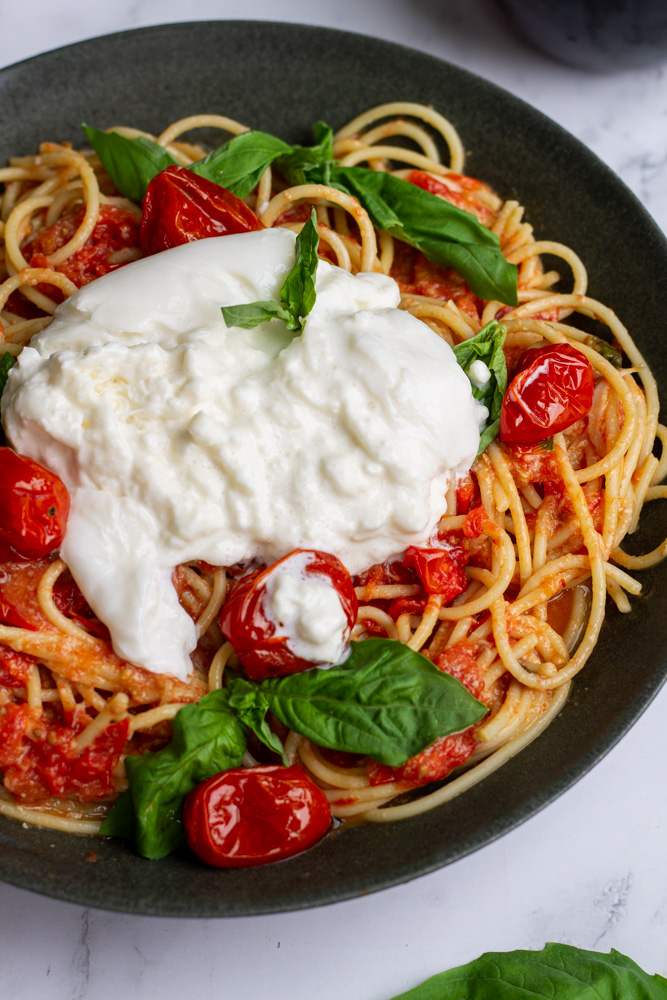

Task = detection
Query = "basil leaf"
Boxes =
[584,333,623,368]
[190,130,293,199]
[0,352,16,396]
[279,207,319,324]
[243,638,486,766]
[221,209,320,334]
[453,319,507,455]
[228,679,289,765]
[82,125,177,202]
[278,121,335,186]
[387,944,667,1000]
[320,166,518,306]
[101,688,246,859]
[221,300,294,330]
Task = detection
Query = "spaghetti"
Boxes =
[0,102,664,840]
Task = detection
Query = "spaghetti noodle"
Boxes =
[0,102,664,841]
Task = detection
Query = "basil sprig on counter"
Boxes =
[453,319,508,455]
[102,638,486,860]
[388,943,667,1000]
[82,121,517,304]
[221,208,319,333]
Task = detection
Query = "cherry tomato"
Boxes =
[140,165,264,256]
[403,544,469,600]
[220,549,358,680]
[0,702,129,802]
[183,765,332,867]
[0,449,69,562]
[26,204,141,296]
[499,343,594,445]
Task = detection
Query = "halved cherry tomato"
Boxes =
[183,765,331,868]
[0,702,130,802]
[0,449,69,562]
[220,549,358,680]
[26,204,141,293]
[403,544,469,600]
[499,343,594,445]
[140,165,264,255]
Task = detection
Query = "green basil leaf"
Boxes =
[190,130,293,199]
[320,166,518,306]
[540,436,555,451]
[584,333,623,368]
[228,679,289,765]
[0,352,16,397]
[99,787,136,839]
[387,944,667,1000]
[221,300,295,330]
[101,688,247,859]
[453,319,507,455]
[249,638,486,766]
[279,207,319,324]
[82,125,177,202]
[221,209,320,335]
[278,121,335,186]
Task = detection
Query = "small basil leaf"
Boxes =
[278,121,336,186]
[221,209,320,334]
[584,334,623,368]
[100,788,136,839]
[279,208,319,324]
[540,436,555,451]
[255,638,487,766]
[0,352,16,397]
[228,679,289,765]
[101,688,247,859]
[320,165,518,305]
[453,319,507,455]
[221,300,295,330]
[82,125,177,202]
[387,943,667,1000]
[190,130,294,199]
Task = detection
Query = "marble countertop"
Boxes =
[0,3,666,998]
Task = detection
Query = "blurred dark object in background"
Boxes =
[495,0,667,70]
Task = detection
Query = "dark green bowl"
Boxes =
[0,21,665,916]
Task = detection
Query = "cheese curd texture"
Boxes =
[263,551,350,666]
[2,229,481,679]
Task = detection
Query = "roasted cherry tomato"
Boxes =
[0,449,69,562]
[499,343,594,445]
[140,165,264,255]
[183,765,332,868]
[26,204,141,292]
[403,544,469,600]
[220,549,358,680]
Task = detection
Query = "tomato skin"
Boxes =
[0,703,129,802]
[403,544,468,600]
[220,549,358,680]
[0,449,69,562]
[140,165,264,255]
[26,204,141,292]
[499,343,595,445]
[183,765,331,868]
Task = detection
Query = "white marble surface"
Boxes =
[0,2,666,998]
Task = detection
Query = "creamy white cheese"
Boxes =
[2,229,481,680]
[263,551,350,666]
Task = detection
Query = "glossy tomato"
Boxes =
[183,765,332,867]
[0,449,69,562]
[220,549,358,680]
[499,343,594,445]
[403,544,469,600]
[140,165,264,255]
[26,204,141,291]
